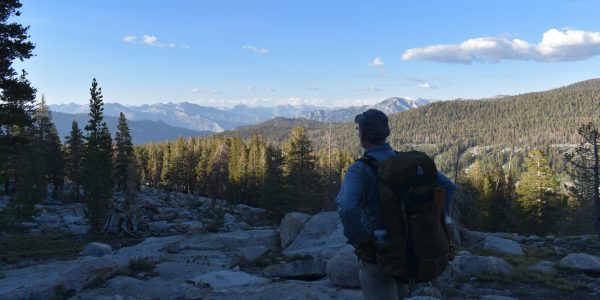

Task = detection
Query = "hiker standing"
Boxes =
[336,109,456,300]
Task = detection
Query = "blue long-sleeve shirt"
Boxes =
[336,143,456,246]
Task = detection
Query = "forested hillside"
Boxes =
[223,79,600,155]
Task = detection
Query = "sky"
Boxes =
[15,0,600,108]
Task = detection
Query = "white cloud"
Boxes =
[268,88,276,92]
[122,35,137,43]
[245,86,255,91]
[191,88,222,94]
[402,28,600,63]
[142,35,158,45]
[362,86,383,92]
[181,44,191,49]
[243,45,269,54]
[369,57,384,67]
[123,34,183,48]
[417,82,437,89]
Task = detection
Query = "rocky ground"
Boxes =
[1,189,600,299]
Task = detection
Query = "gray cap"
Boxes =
[354,109,390,142]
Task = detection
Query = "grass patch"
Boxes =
[128,256,159,273]
[0,233,88,264]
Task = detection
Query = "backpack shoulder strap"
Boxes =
[355,155,380,209]
[356,154,379,174]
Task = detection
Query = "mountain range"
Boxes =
[49,97,428,142]
[52,112,210,144]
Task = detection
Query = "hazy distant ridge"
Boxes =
[50,97,428,133]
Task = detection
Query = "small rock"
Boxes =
[263,259,327,279]
[456,250,472,256]
[410,285,442,298]
[326,245,360,288]
[80,242,113,257]
[179,221,203,231]
[452,255,513,277]
[189,270,270,292]
[224,213,236,225]
[62,214,84,225]
[527,260,556,274]
[34,214,61,224]
[66,224,90,235]
[405,297,440,300]
[238,246,269,265]
[483,236,524,256]
[225,221,250,231]
[560,253,600,272]
[148,221,173,232]
[279,212,311,248]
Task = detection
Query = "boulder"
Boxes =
[326,245,360,288]
[237,246,269,265]
[189,270,270,292]
[80,242,113,257]
[405,297,440,300]
[481,296,518,300]
[282,211,347,260]
[451,255,513,277]
[560,253,600,272]
[225,221,251,231]
[483,236,524,256]
[0,256,125,299]
[527,260,556,274]
[263,259,327,279]
[279,212,311,248]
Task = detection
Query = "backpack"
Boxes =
[358,150,453,283]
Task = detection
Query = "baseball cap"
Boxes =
[354,109,390,142]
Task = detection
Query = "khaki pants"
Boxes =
[359,260,409,300]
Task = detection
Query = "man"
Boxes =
[336,109,456,300]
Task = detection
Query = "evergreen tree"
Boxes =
[565,122,600,237]
[65,120,83,200]
[281,127,324,213]
[82,78,113,229]
[258,144,284,213]
[0,0,38,216]
[114,112,135,191]
[35,96,64,198]
[516,149,563,235]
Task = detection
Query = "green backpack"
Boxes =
[359,150,453,283]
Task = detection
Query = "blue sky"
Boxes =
[16,0,600,107]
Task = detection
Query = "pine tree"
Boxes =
[565,122,600,237]
[65,120,84,200]
[0,0,38,216]
[281,127,324,213]
[82,78,113,229]
[516,149,563,235]
[35,96,64,198]
[114,112,135,191]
